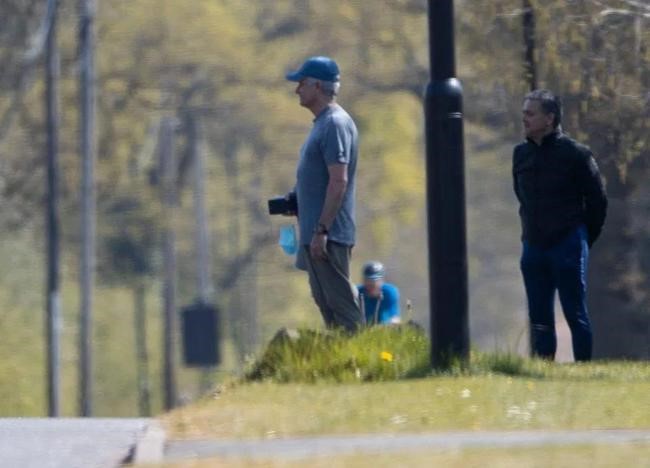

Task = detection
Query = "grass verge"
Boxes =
[162,327,650,439]
[163,376,650,439]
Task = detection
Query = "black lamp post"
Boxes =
[424,0,470,368]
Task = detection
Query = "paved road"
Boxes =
[166,429,650,461]
[4,418,649,465]
[0,418,155,468]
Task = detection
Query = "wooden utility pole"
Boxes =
[190,116,212,303]
[160,117,178,410]
[522,0,538,91]
[44,0,61,418]
[78,0,97,417]
[189,115,217,391]
[225,146,245,365]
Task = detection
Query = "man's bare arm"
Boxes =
[318,163,348,229]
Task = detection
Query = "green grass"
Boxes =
[163,376,650,439]
[245,325,430,383]
[244,325,650,384]
[469,352,650,381]
[152,443,650,468]
[162,328,650,439]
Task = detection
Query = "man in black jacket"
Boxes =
[513,89,607,361]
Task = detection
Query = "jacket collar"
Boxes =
[527,130,561,147]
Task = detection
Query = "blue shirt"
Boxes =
[357,283,400,325]
[296,104,358,246]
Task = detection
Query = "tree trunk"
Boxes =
[160,117,178,409]
[133,283,151,416]
[78,0,97,418]
[522,0,537,91]
[44,0,61,418]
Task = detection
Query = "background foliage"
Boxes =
[0,0,648,416]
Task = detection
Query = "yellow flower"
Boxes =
[380,351,394,362]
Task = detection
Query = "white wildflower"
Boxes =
[390,414,408,425]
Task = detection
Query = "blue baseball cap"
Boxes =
[363,261,385,280]
[286,56,340,82]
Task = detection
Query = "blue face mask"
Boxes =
[278,224,298,255]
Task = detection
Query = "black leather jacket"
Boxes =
[512,131,607,248]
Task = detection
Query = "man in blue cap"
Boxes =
[358,261,401,325]
[285,56,362,332]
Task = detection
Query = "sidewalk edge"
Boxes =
[131,420,166,464]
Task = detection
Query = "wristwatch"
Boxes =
[314,223,329,235]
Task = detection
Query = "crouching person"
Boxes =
[358,261,401,326]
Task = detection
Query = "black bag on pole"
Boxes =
[181,301,220,366]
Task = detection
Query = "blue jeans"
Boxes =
[520,225,592,361]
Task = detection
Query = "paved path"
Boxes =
[166,429,650,461]
[0,418,161,468]
[4,418,648,465]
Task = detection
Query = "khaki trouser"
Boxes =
[300,242,362,332]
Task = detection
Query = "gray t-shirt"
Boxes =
[296,104,358,247]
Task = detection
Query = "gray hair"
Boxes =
[525,89,562,128]
[307,78,340,98]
